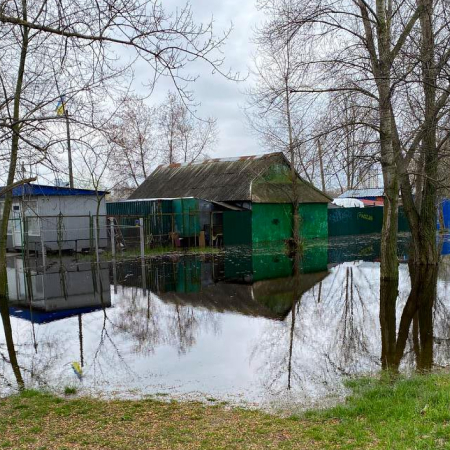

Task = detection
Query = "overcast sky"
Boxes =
[135,0,264,158]
[29,1,264,187]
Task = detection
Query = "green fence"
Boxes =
[328,206,410,236]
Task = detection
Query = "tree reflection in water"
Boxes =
[1,251,450,405]
[0,290,24,390]
[253,259,450,401]
[380,264,438,373]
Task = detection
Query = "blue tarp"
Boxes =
[0,184,108,198]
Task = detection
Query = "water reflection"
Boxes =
[0,236,449,407]
[381,264,438,372]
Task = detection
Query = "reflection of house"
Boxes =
[159,272,329,320]
[114,253,329,320]
[0,183,108,252]
[125,153,331,244]
[7,257,111,323]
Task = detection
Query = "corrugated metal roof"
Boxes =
[129,152,331,204]
[338,188,385,199]
[0,184,108,197]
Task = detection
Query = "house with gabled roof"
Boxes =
[126,152,331,245]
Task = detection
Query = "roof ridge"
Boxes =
[154,152,283,171]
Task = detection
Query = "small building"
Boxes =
[128,152,331,245]
[0,183,108,252]
[337,188,385,207]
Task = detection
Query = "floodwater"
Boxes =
[1,234,450,410]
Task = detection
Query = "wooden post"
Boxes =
[110,220,116,259]
[94,220,100,263]
[171,213,175,248]
[89,213,93,254]
[65,109,74,189]
[210,211,213,249]
[112,258,118,294]
[23,216,29,260]
[40,232,46,268]
[139,217,145,260]
[199,231,206,248]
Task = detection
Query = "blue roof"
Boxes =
[1,184,108,198]
[9,305,106,324]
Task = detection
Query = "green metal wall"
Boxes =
[172,198,200,238]
[224,203,329,245]
[252,203,292,243]
[106,199,173,238]
[298,203,328,239]
[223,210,252,246]
[301,240,328,273]
[328,206,410,236]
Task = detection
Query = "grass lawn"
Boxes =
[1,373,450,449]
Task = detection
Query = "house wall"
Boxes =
[252,203,292,244]
[299,203,328,239]
[223,210,252,246]
[224,203,329,246]
[27,195,108,252]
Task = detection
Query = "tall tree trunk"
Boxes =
[414,0,438,265]
[376,1,400,281]
[285,77,300,250]
[0,0,28,391]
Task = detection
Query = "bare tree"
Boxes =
[157,91,217,164]
[255,0,450,279]
[319,93,380,193]
[106,95,158,195]
[246,5,312,249]
[0,0,235,390]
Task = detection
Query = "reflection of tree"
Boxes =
[0,294,24,389]
[168,304,198,355]
[111,286,221,356]
[380,264,438,372]
[252,261,448,400]
[113,287,164,355]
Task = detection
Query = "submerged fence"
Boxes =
[7,210,225,258]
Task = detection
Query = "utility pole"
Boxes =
[65,108,74,188]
